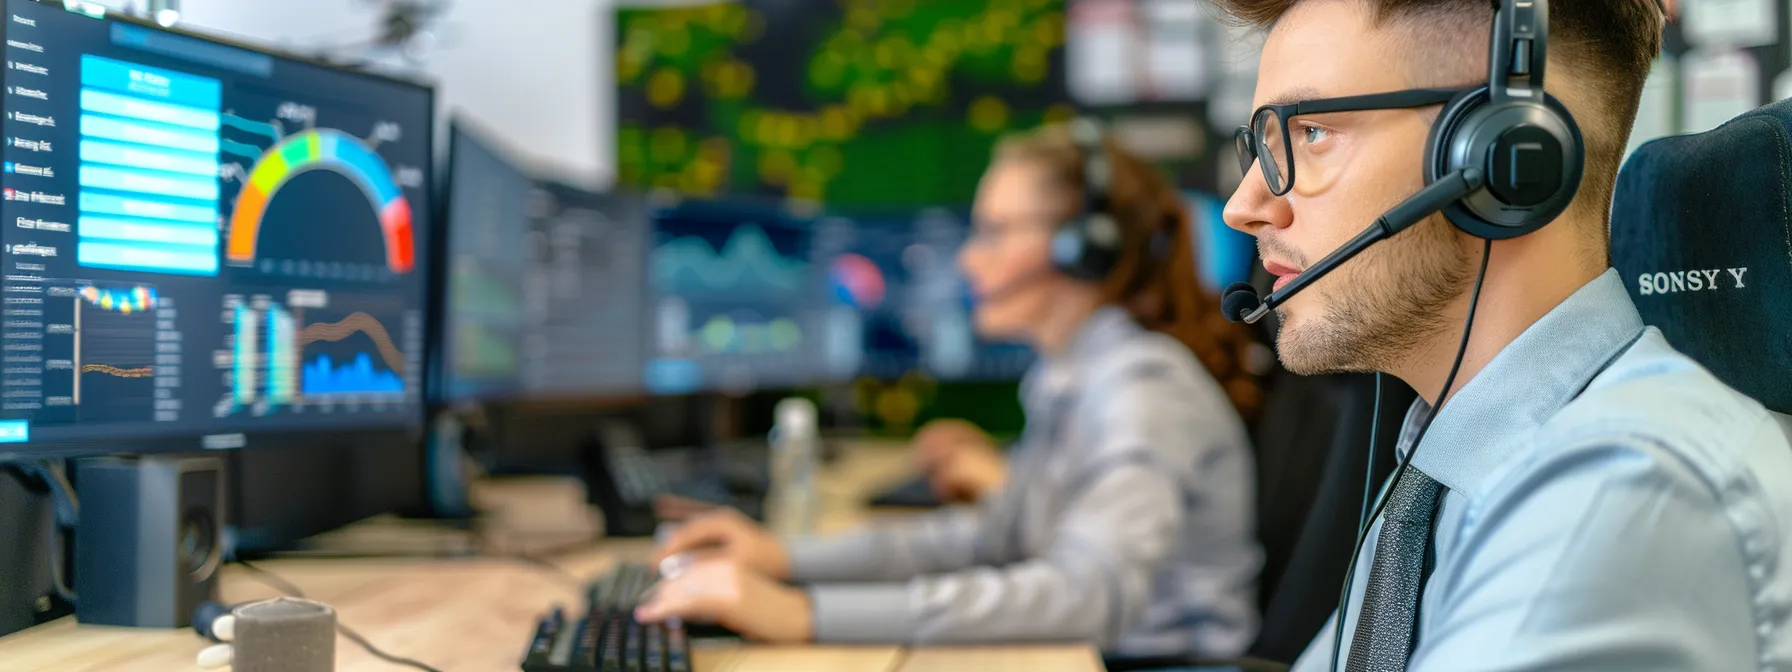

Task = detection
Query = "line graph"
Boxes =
[221,139,266,162]
[221,113,282,141]
[652,223,809,296]
[297,311,405,375]
[81,364,153,378]
[59,282,161,422]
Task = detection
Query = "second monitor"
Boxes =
[437,119,647,404]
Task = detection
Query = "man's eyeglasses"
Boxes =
[1234,88,1466,196]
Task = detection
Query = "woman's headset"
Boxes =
[1049,118,1172,282]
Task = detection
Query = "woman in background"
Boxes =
[636,121,1265,660]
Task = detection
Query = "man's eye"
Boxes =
[1301,124,1330,144]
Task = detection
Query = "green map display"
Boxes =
[614,0,1072,207]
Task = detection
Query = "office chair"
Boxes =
[1610,98,1792,423]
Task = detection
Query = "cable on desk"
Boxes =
[234,559,445,672]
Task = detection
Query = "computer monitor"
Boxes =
[642,198,828,395]
[814,207,1033,382]
[0,0,434,457]
[435,119,647,404]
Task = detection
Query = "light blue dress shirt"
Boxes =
[1293,269,1792,671]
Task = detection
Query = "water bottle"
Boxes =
[767,397,819,537]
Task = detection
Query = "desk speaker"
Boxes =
[74,455,224,628]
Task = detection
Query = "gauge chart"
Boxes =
[216,98,424,284]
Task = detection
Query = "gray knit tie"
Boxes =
[1346,468,1445,672]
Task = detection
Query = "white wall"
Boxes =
[147,0,626,189]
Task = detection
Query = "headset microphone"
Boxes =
[1220,282,1261,324]
[1224,168,1486,324]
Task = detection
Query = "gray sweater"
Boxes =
[787,307,1262,658]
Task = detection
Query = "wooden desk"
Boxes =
[0,442,1102,672]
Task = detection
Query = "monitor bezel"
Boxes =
[0,0,439,459]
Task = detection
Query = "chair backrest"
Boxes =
[1610,99,1792,418]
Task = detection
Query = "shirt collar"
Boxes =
[1406,268,1646,496]
[1021,306,1137,407]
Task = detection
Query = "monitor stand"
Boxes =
[411,410,479,522]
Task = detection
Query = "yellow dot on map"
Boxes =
[759,149,796,185]
[718,60,755,98]
[820,106,856,141]
[617,49,644,83]
[678,170,704,194]
[789,177,825,202]
[779,115,807,148]
[969,96,1009,133]
[849,83,879,117]
[693,158,724,191]
[875,35,914,70]
[848,7,880,33]
[647,68,685,109]
[1034,12,1065,47]
[757,113,784,147]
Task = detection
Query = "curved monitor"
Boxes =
[0,0,434,456]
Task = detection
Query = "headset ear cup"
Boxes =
[1424,87,1584,240]
[1050,215,1121,282]
[1050,221,1089,278]
[1424,87,1490,188]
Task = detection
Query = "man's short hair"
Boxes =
[1212,0,1663,258]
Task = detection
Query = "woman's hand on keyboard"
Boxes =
[651,507,791,580]
[634,558,814,644]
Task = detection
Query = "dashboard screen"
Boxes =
[0,0,433,452]
[439,122,647,403]
[814,208,1033,383]
[643,199,827,394]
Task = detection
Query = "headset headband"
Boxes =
[1071,118,1111,216]
[1488,0,1546,105]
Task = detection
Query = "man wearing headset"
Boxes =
[1218,0,1792,670]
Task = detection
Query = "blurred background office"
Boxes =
[0,0,1787,668]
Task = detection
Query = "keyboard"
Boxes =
[868,475,944,509]
[521,563,692,672]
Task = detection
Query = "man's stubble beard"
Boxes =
[1274,213,1475,376]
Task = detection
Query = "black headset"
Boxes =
[1048,117,1171,282]
[1425,0,1584,240]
